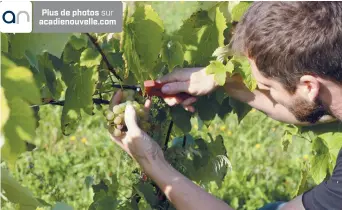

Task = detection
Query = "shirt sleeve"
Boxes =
[302,149,342,210]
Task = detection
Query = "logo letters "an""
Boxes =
[2,10,30,24]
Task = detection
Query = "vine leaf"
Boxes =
[229,97,252,123]
[1,88,9,130]
[121,5,164,85]
[60,64,98,135]
[1,56,40,164]
[206,60,234,86]
[1,33,9,53]
[231,57,257,91]
[161,38,184,72]
[151,1,201,34]
[230,2,252,22]
[10,33,72,58]
[1,169,41,209]
[69,35,88,50]
[310,137,330,184]
[170,105,192,134]
[38,53,63,100]
[177,7,226,66]
[80,48,102,68]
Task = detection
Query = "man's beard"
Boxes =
[288,97,329,124]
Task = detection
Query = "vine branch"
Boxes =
[163,121,173,151]
[85,33,123,81]
[30,98,110,108]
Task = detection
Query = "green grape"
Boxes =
[118,103,126,113]
[112,105,121,114]
[132,101,140,109]
[113,129,122,137]
[119,113,125,119]
[137,108,145,117]
[127,90,135,96]
[108,126,115,134]
[122,91,129,99]
[114,116,123,125]
[140,122,151,131]
[106,111,115,121]
[126,96,134,101]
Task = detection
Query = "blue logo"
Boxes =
[2,10,30,24]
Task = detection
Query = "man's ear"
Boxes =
[297,75,320,102]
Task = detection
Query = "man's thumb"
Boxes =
[124,104,140,132]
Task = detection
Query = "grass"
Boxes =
[2,105,312,210]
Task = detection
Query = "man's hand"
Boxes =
[158,67,219,112]
[108,90,164,168]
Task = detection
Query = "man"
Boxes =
[109,2,342,210]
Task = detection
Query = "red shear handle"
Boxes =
[144,80,192,101]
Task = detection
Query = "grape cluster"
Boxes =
[106,91,151,137]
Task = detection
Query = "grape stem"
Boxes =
[85,33,123,81]
[30,98,110,108]
[163,121,173,151]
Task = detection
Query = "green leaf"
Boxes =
[151,1,202,34]
[218,97,233,119]
[1,57,40,164]
[63,43,82,64]
[60,64,98,135]
[10,33,71,58]
[38,53,62,99]
[131,5,164,70]
[161,39,184,72]
[69,35,87,50]
[1,87,9,130]
[177,8,226,66]
[134,183,157,207]
[1,168,41,209]
[170,105,192,134]
[293,161,310,197]
[80,48,102,68]
[190,136,229,185]
[121,5,164,85]
[319,132,342,173]
[231,57,257,91]
[310,137,330,184]
[1,57,40,104]
[89,196,118,210]
[1,33,9,53]
[230,2,252,22]
[206,60,234,86]
[229,97,251,123]
[2,98,36,164]
[52,202,74,210]
[195,94,220,122]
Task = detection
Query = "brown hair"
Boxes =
[231,2,342,93]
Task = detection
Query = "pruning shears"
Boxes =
[112,80,192,101]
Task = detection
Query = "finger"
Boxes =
[181,97,197,106]
[109,90,123,111]
[144,98,152,114]
[183,105,195,113]
[161,81,190,95]
[124,104,140,133]
[157,68,198,83]
[164,97,182,106]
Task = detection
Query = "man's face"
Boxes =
[248,59,327,123]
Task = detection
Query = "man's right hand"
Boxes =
[158,67,219,112]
